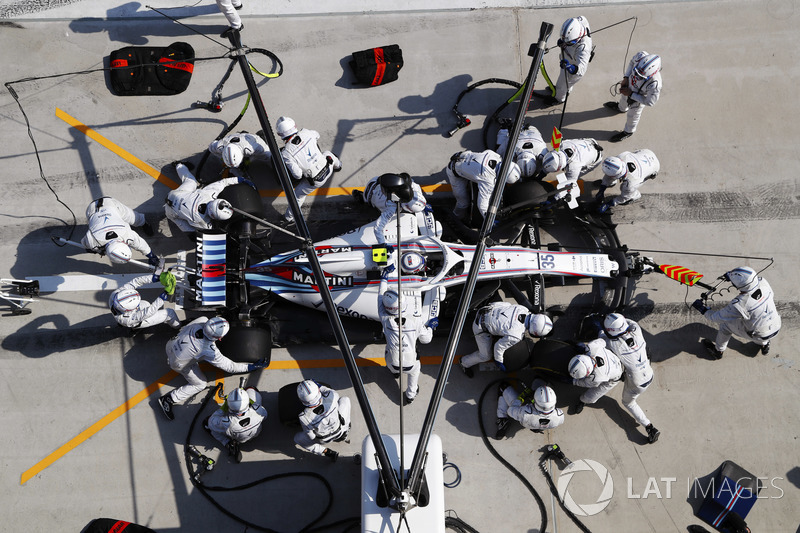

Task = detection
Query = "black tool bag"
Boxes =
[349,44,403,86]
[109,42,195,96]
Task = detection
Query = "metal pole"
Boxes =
[226,31,402,498]
[406,21,554,496]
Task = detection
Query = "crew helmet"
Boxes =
[106,241,132,264]
[602,156,627,180]
[505,161,522,185]
[400,251,426,274]
[603,313,629,338]
[276,116,298,139]
[208,199,233,221]
[222,144,244,168]
[113,288,141,312]
[526,314,553,337]
[516,151,538,178]
[226,387,250,415]
[297,380,322,407]
[634,54,661,80]
[382,290,409,315]
[534,385,557,414]
[203,316,230,341]
[568,354,595,379]
[561,17,588,45]
[542,150,567,174]
[727,266,759,293]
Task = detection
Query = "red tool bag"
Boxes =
[109,42,194,96]
[349,44,403,86]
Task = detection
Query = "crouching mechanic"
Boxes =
[378,284,439,405]
[208,131,271,174]
[204,386,267,463]
[276,116,342,224]
[692,266,781,358]
[81,197,159,266]
[445,150,521,223]
[568,338,623,413]
[596,149,660,213]
[354,173,430,244]
[108,272,181,330]
[166,162,255,232]
[294,380,352,462]
[599,313,660,444]
[495,122,548,180]
[540,138,603,203]
[459,302,553,377]
[495,378,564,439]
[157,317,268,420]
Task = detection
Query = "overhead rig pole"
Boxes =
[406,21,555,499]
[225,31,402,499]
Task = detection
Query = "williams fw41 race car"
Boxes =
[194,179,641,372]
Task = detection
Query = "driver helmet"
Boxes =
[203,317,230,341]
[112,288,141,312]
[106,241,132,265]
[400,251,426,274]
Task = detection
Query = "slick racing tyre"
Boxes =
[529,338,579,377]
[217,323,272,364]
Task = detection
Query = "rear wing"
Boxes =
[197,232,227,307]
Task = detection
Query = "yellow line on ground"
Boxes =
[258,182,452,198]
[55,108,179,190]
[20,370,178,485]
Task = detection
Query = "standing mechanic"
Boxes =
[204,386,267,463]
[495,122,549,180]
[216,0,243,34]
[495,378,564,439]
[275,116,342,225]
[459,302,553,377]
[445,150,521,223]
[354,173,429,244]
[596,149,660,212]
[604,51,662,142]
[692,267,781,358]
[294,380,352,462]
[81,197,159,266]
[568,338,623,413]
[378,280,439,405]
[157,317,267,420]
[166,162,255,232]
[543,16,593,107]
[208,131,271,174]
[599,313,660,444]
[108,272,181,330]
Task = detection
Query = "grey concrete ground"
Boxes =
[1,1,799,532]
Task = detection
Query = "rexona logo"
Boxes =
[556,459,614,516]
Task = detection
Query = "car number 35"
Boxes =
[540,254,555,270]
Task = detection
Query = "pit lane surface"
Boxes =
[1,1,799,532]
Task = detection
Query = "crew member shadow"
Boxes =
[68,2,223,45]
